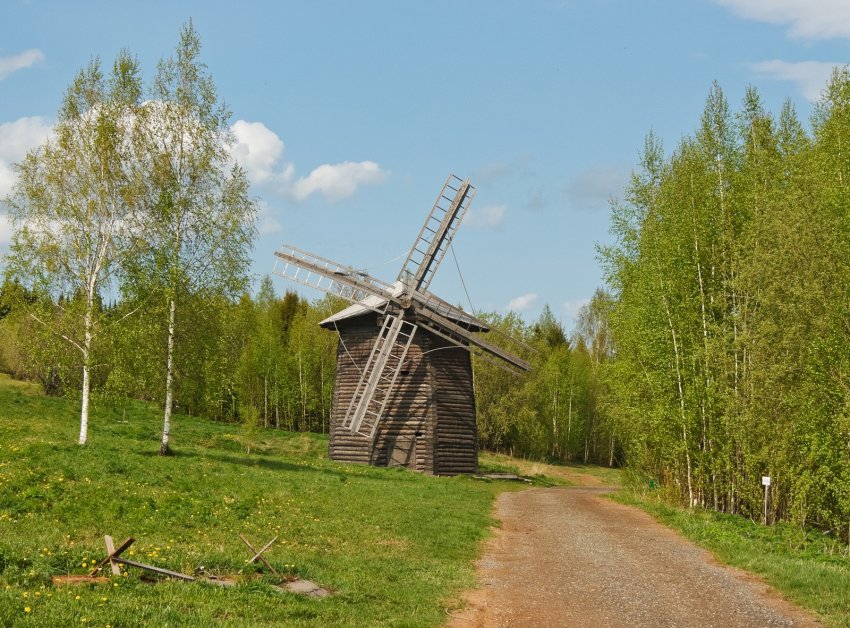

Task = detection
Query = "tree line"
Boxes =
[473,298,614,466]
[0,276,338,435]
[601,73,850,536]
[0,273,611,464]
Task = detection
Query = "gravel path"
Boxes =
[449,486,820,628]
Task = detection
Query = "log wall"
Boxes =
[429,335,478,475]
[325,312,477,475]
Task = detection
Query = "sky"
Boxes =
[1,0,849,329]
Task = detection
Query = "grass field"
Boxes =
[617,491,850,627]
[7,372,846,626]
[0,374,526,627]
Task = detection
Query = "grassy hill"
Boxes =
[0,374,523,626]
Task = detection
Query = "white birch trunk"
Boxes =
[567,385,573,458]
[551,372,559,457]
[78,282,97,445]
[263,374,268,428]
[298,352,306,431]
[663,293,694,506]
[161,297,177,455]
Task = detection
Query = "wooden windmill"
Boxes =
[272,174,530,475]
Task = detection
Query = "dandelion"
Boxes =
[24,607,31,613]
[75,595,80,600]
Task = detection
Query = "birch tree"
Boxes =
[138,22,256,454]
[4,52,145,445]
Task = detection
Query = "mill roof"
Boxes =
[318,281,488,333]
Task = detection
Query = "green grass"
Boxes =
[0,374,524,627]
[616,491,850,627]
[479,451,623,487]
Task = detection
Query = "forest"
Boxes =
[3,21,850,541]
[0,276,613,465]
[602,73,850,536]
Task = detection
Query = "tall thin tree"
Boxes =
[138,21,257,454]
[4,52,145,444]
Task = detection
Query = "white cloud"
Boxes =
[255,200,282,236]
[290,161,387,202]
[231,119,288,185]
[229,120,387,203]
[566,164,631,210]
[473,154,534,186]
[463,204,506,229]
[473,162,513,185]
[750,60,839,102]
[0,213,12,245]
[0,116,53,197]
[562,298,590,325]
[714,0,850,40]
[507,292,538,312]
[0,49,44,81]
[258,215,282,236]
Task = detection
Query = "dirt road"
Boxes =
[449,485,819,628]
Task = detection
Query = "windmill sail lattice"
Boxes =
[397,175,475,293]
[342,314,418,439]
[272,174,530,445]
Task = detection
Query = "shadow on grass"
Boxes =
[144,447,358,480]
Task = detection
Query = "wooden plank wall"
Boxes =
[327,315,435,473]
[429,335,478,475]
[326,313,478,475]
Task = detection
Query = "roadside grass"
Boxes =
[479,451,622,487]
[0,374,525,627]
[616,491,850,627]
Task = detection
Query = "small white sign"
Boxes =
[762,476,771,486]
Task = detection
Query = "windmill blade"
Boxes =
[411,290,537,363]
[397,174,476,293]
[273,244,396,309]
[411,290,489,332]
[413,305,531,374]
[343,313,418,441]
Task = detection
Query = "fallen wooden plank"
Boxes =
[112,557,195,582]
[52,575,110,586]
[104,535,121,576]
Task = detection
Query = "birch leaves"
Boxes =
[3,24,257,447]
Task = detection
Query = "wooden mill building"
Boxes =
[319,295,486,476]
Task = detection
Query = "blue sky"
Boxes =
[2,0,849,328]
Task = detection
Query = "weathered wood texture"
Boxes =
[429,333,478,475]
[324,312,477,475]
